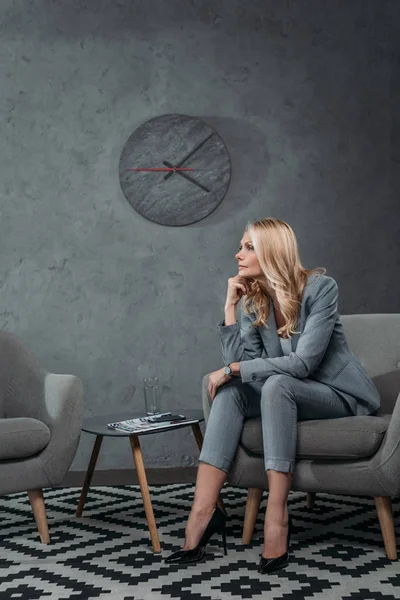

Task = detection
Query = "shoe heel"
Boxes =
[165,506,227,565]
[222,531,228,556]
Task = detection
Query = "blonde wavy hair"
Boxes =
[242,218,326,338]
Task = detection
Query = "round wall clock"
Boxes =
[118,113,231,226]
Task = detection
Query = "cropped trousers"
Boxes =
[199,374,353,474]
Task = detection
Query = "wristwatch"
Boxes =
[224,365,232,375]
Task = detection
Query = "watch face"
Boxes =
[118,113,231,226]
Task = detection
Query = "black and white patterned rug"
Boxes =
[0,484,399,600]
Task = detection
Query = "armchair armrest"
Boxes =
[38,373,83,486]
[372,369,400,415]
[370,389,400,496]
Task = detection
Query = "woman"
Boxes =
[165,218,380,574]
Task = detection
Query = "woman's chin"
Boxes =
[239,269,252,278]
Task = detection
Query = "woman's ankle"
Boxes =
[191,503,216,519]
[184,508,214,550]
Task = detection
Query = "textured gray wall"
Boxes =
[1,0,399,471]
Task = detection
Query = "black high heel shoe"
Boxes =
[165,506,227,565]
[258,514,293,574]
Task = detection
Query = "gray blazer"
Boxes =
[218,272,380,417]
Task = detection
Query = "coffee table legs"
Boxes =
[76,422,223,553]
[76,433,160,553]
[76,434,103,517]
[129,435,161,553]
[191,423,227,515]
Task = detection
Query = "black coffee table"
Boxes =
[75,410,208,553]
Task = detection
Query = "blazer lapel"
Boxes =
[261,274,315,357]
[291,294,306,352]
[261,297,283,357]
[261,297,304,357]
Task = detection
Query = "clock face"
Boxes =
[118,114,231,226]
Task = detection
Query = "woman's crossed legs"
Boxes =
[186,374,352,558]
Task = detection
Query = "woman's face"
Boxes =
[235,232,264,279]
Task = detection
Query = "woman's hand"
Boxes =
[225,276,251,308]
[208,367,231,400]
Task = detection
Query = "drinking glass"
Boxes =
[143,377,160,415]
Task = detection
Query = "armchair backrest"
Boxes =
[341,314,400,414]
[0,331,46,419]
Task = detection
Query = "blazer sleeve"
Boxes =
[240,277,338,383]
[217,301,264,366]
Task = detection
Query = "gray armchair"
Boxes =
[0,331,83,543]
[202,314,400,560]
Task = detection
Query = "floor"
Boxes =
[0,484,399,600]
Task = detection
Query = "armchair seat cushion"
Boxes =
[0,418,51,460]
[240,414,391,460]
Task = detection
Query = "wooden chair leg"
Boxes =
[307,492,316,509]
[374,496,397,560]
[242,487,263,544]
[28,489,50,544]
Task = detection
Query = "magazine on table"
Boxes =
[107,412,197,433]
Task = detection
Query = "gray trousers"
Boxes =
[199,374,353,474]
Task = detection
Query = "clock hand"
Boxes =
[164,132,215,180]
[127,167,194,172]
[163,160,210,193]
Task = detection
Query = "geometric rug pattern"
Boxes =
[0,484,399,600]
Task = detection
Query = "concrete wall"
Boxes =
[1,0,399,471]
